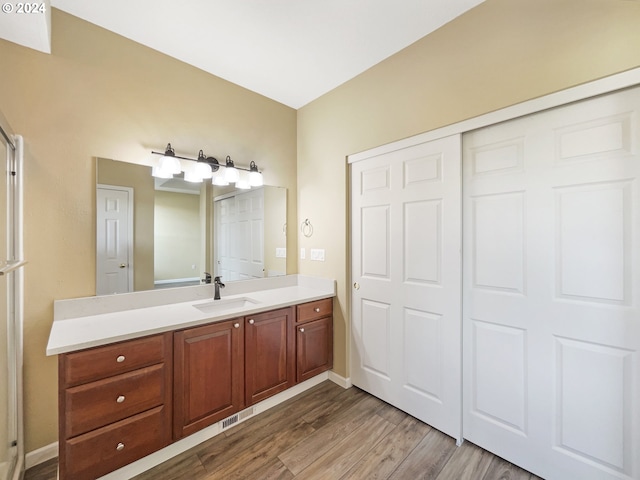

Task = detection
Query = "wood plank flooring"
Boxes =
[26,381,542,480]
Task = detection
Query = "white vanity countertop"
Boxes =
[47,275,335,355]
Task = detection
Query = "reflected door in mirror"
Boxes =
[96,186,133,295]
[215,189,264,281]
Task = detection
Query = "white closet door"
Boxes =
[463,86,640,480]
[351,134,462,440]
[215,189,265,281]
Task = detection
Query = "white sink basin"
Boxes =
[193,297,260,314]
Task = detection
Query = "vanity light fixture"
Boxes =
[224,156,240,183]
[157,143,181,176]
[150,144,263,187]
[249,161,264,187]
[194,150,214,179]
[235,170,251,190]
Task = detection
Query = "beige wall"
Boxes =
[154,190,200,282]
[296,0,640,378]
[0,9,297,451]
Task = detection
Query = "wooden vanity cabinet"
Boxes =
[58,333,173,480]
[57,298,333,477]
[296,299,333,383]
[244,307,295,405]
[173,318,244,439]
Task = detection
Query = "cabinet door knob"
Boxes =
[248,319,255,325]
[314,307,320,313]
[300,327,305,333]
[116,355,125,363]
[116,442,125,451]
[234,323,240,328]
[116,395,125,404]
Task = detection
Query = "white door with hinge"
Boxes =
[463,86,640,480]
[96,185,133,295]
[350,134,462,441]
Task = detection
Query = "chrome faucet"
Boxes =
[213,276,225,300]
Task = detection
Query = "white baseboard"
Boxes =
[26,373,348,477]
[26,441,58,469]
[99,373,335,479]
[328,370,351,389]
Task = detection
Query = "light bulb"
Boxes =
[159,155,181,174]
[152,164,173,179]
[195,161,212,179]
[212,171,229,186]
[236,170,251,189]
[249,170,263,187]
[184,163,203,183]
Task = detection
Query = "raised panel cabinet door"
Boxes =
[173,319,244,439]
[245,307,295,405]
[296,316,333,383]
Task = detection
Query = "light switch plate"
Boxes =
[276,247,287,258]
[310,248,325,261]
[300,247,306,259]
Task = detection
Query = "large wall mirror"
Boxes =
[96,158,287,295]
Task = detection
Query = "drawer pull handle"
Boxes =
[300,328,305,333]
[314,307,320,313]
[116,442,125,451]
[248,319,255,325]
[116,355,125,363]
[234,323,240,329]
[116,395,125,404]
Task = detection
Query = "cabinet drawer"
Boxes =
[63,405,170,480]
[62,333,168,387]
[64,364,166,438]
[297,298,333,323]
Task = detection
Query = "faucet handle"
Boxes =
[202,272,212,284]
[214,276,225,287]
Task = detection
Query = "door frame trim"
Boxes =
[348,67,640,164]
[96,184,135,293]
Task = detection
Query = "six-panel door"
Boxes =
[462,86,640,479]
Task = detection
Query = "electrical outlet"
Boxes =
[310,248,325,261]
[300,247,306,259]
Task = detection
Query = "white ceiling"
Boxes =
[1,0,484,108]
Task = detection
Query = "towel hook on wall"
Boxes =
[300,218,314,237]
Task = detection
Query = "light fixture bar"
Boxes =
[150,150,260,174]
[150,144,263,186]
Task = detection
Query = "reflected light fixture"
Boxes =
[150,144,263,189]
[151,164,173,179]
[212,170,229,186]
